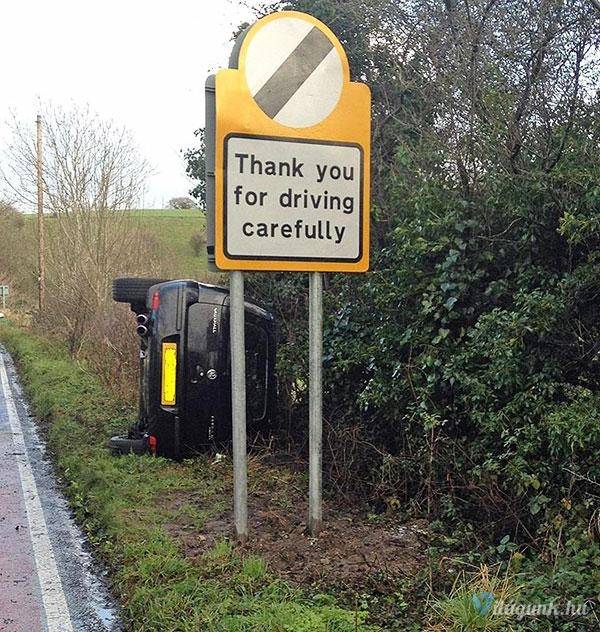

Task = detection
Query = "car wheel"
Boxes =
[112,277,168,307]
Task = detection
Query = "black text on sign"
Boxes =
[224,135,363,262]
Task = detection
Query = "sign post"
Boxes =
[308,271,323,533]
[209,10,370,539]
[0,285,8,310]
[229,270,248,541]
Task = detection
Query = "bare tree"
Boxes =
[3,105,149,210]
[189,231,204,257]
[1,105,157,353]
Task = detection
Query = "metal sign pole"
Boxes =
[308,271,323,535]
[230,270,248,542]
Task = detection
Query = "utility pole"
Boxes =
[36,114,45,312]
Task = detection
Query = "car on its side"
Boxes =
[110,277,276,459]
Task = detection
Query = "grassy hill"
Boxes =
[23,208,217,281]
[6,208,221,314]
[129,209,211,279]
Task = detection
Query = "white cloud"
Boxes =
[0,0,257,208]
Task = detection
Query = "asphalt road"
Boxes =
[0,346,121,632]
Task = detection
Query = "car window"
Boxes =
[245,323,268,421]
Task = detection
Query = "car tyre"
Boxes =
[112,277,168,307]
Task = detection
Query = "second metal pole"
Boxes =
[230,270,248,542]
[308,272,323,535]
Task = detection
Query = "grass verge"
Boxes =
[0,322,379,632]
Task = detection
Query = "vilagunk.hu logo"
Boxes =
[471,592,592,622]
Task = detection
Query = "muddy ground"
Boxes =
[163,457,428,593]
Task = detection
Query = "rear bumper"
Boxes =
[109,435,148,456]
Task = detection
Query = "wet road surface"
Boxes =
[0,346,121,632]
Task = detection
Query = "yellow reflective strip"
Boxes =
[161,342,177,406]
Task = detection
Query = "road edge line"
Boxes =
[0,351,74,632]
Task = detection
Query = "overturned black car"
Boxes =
[110,277,276,459]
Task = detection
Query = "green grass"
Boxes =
[24,208,215,281]
[429,564,520,631]
[127,209,211,279]
[0,322,379,632]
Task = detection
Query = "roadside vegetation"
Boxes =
[132,209,212,279]
[193,0,600,628]
[1,321,596,631]
[0,323,381,631]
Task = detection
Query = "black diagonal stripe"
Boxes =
[253,27,334,119]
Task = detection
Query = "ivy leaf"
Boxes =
[444,297,458,311]
[432,328,450,344]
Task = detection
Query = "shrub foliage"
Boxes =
[236,0,600,550]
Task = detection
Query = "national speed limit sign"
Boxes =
[213,11,371,273]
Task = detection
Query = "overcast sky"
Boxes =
[0,0,257,208]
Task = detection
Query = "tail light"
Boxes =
[147,435,157,456]
[151,291,160,311]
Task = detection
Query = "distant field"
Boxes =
[24,208,216,281]
[135,209,204,220]
[128,208,210,279]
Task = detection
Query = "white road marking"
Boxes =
[0,353,74,632]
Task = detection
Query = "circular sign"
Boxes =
[244,16,343,128]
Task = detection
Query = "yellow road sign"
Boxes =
[215,11,371,272]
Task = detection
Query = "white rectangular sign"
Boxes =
[224,135,363,263]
